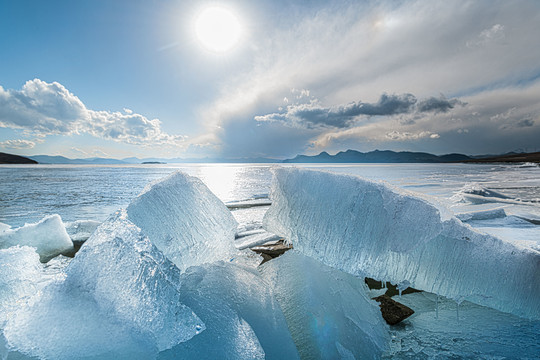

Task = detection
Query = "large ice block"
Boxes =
[0,215,73,262]
[260,250,389,359]
[66,210,204,351]
[264,167,540,319]
[3,210,204,359]
[159,261,299,360]
[127,171,238,271]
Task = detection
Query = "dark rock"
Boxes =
[251,239,292,265]
[259,253,274,265]
[364,277,422,297]
[373,294,414,325]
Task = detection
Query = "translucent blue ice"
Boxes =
[127,171,238,271]
[264,167,540,319]
[260,250,389,359]
[159,261,299,360]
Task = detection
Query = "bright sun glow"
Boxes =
[195,7,242,53]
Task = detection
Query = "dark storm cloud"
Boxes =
[516,118,535,127]
[255,93,464,129]
[417,96,465,113]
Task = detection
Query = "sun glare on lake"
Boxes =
[195,6,242,53]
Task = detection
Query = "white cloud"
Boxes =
[385,131,440,141]
[0,139,36,149]
[70,147,88,156]
[0,79,186,148]
[467,24,506,48]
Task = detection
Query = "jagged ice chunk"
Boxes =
[160,261,299,360]
[264,168,540,319]
[260,250,389,359]
[0,215,73,262]
[127,171,238,271]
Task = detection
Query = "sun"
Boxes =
[195,6,242,53]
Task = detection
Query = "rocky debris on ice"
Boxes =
[0,215,73,262]
[251,239,292,264]
[373,295,415,325]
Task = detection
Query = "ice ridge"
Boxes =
[264,167,540,319]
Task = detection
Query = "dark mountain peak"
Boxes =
[0,152,38,164]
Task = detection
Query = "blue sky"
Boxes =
[1,0,540,159]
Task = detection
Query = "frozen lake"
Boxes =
[1,162,539,249]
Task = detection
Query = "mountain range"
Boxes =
[1,150,538,164]
[283,150,472,163]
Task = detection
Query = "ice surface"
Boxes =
[126,171,238,271]
[64,219,101,242]
[66,210,204,351]
[0,247,43,325]
[452,182,540,205]
[0,215,73,262]
[235,230,282,250]
[455,207,507,222]
[264,167,540,319]
[159,261,299,360]
[4,281,158,360]
[3,210,204,359]
[260,250,389,359]
[0,222,10,233]
[226,198,272,209]
[386,292,540,359]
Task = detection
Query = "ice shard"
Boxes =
[127,171,238,271]
[160,261,299,360]
[66,210,205,351]
[0,215,73,262]
[3,211,204,359]
[259,250,389,359]
[264,167,540,319]
[0,246,43,325]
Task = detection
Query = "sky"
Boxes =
[1,0,540,159]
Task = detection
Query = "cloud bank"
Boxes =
[0,79,185,148]
[255,94,463,129]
